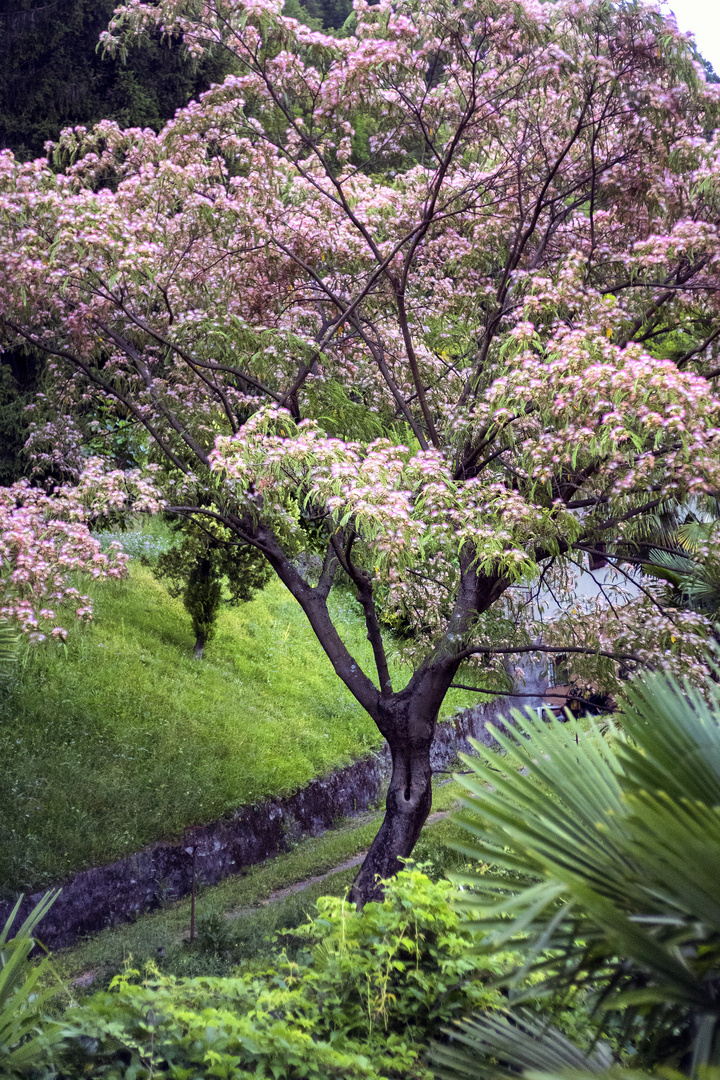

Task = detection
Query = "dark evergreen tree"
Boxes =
[152,520,272,659]
[285,0,352,30]
[0,0,230,161]
[0,348,42,485]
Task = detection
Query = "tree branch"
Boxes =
[330,531,392,696]
[448,643,642,665]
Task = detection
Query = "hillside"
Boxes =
[1,564,474,897]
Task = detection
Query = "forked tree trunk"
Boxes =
[244,523,507,909]
[349,735,433,904]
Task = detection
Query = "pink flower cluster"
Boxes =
[0,461,162,641]
[0,481,126,641]
[1,0,719,678]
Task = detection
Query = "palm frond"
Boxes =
[0,891,63,1077]
[0,619,19,675]
[432,1011,612,1080]
[677,520,718,553]
[644,549,696,577]
[444,670,720,1073]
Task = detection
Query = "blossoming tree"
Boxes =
[1,0,720,899]
[0,462,160,640]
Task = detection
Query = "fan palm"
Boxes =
[433,672,720,1079]
[0,891,62,1077]
[641,517,720,618]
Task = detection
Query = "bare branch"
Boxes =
[449,643,642,665]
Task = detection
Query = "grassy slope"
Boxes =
[1,565,476,895]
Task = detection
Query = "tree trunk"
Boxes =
[193,633,205,659]
[349,735,433,905]
[243,525,508,908]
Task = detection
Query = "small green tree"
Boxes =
[153,521,272,658]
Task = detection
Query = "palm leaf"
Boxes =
[0,891,63,1078]
[0,619,19,675]
[432,1011,612,1080]
[442,670,720,1074]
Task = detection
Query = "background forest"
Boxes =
[0,0,349,485]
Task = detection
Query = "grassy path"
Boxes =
[215,810,451,924]
[56,783,465,990]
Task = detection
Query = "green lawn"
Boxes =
[1,564,476,896]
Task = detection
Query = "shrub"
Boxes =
[52,869,505,1078]
[284,865,502,1043]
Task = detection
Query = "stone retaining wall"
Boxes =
[1,694,526,950]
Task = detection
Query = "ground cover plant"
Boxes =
[2,0,720,901]
[19,868,506,1080]
[1,560,475,896]
[50,778,466,987]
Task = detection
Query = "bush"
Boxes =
[284,866,501,1042]
[51,869,506,1079]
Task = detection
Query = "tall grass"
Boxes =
[1,564,475,896]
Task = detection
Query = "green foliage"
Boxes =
[284,867,503,1042]
[0,358,34,486]
[58,974,384,1079]
[184,558,222,654]
[283,0,353,31]
[436,671,720,1078]
[0,891,63,1078]
[432,1010,614,1080]
[51,869,504,1079]
[282,0,323,30]
[0,0,231,162]
[0,0,352,165]
[152,518,272,658]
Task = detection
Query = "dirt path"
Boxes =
[72,808,452,987]
[239,808,451,912]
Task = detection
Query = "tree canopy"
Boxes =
[1,0,720,898]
